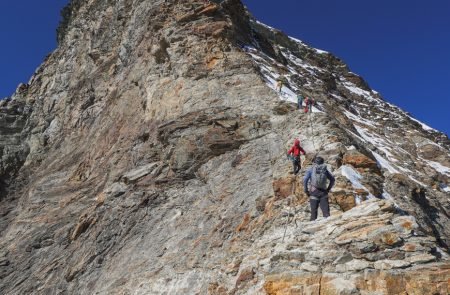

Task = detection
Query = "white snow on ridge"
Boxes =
[255,20,276,31]
[349,113,424,177]
[255,63,298,104]
[256,20,435,139]
[340,165,375,198]
[416,140,444,150]
[279,84,298,104]
[245,42,327,111]
[382,190,393,200]
[408,176,427,188]
[288,35,328,54]
[281,49,325,76]
[288,36,305,46]
[440,184,450,193]
[314,48,328,54]
[424,159,450,176]
[372,152,400,174]
[255,20,329,57]
[341,165,365,189]
[343,110,379,127]
[409,116,437,132]
[382,190,410,213]
[353,125,397,161]
[341,81,376,102]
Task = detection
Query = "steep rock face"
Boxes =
[0,85,31,234]
[245,19,450,248]
[0,0,448,294]
[0,86,29,193]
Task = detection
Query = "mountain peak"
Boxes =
[0,1,448,293]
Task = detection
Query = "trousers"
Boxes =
[292,156,301,174]
[309,190,330,220]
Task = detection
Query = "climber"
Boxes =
[303,156,335,221]
[276,79,283,93]
[287,139,306,175]
[304,97,314,113]
[277,76,289,93]
[297,94,304,110]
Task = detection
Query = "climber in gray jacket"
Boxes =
[304,156,335,221]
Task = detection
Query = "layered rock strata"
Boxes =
[0,0,449,294]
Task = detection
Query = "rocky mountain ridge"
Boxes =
[0,0,449,294]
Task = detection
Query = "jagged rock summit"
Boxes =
[0,0,449,294]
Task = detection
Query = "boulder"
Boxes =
[374,259,411,270]
[343,150,378,170]
[121,162,159,183]
[406,254,436,264]
[335,259,371,272]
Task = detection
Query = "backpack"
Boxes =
[311,164,328,190]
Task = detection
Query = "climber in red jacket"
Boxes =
[287,139,306,175]
[304,97,314,113]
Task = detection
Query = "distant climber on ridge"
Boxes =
[304,97,314,113]
[276,79,283,93]
[287,139,306,175]
[297,94,304,110]
[304,156,335,221]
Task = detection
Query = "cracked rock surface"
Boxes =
[0,0,449,294]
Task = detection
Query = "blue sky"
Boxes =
[0,1,449,135]
[0,1,67,97]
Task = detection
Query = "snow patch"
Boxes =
[439,183,450,193]
[341,165,365,189]
[424,159,450,176]
[246,44,326,111]
[382,190,409,213]
[372,152,399,174]
[341,81,375,102]
[288,36,305,46]
[409,116,437,132]
[382,190,393,200]
[314,48,328,54]
[344,110,379,127]
[408,176,427,187]
[354,125,397,161]
[288,36,328,54]
[341,165,375,199]
[255,20,276,31]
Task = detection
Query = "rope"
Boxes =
[282,101,319,243]
[308,108,316,150]
[282,197,293,242]
[307,102,326,159]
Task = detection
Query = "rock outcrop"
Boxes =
[0,0,448,294]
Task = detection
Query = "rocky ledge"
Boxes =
[219,198,449,294]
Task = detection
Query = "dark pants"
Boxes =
[310,190,330,220]
[292,156,301,174]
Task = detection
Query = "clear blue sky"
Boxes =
[242,0,450,135]
[0,1,68,97]
[0,1,449,135]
